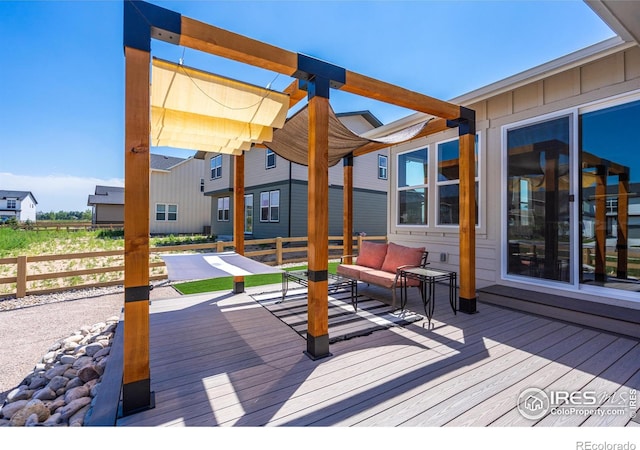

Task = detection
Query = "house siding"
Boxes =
[386,44,640,307]
[150,158,210,235]
[95,204,124,224]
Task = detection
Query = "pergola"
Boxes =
[121,0,477,416]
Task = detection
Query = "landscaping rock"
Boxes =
[0,318,118,427]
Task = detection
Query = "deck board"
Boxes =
[114,282,640,428]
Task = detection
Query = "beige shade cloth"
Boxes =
[265,103,432,167]
[151,58,290,154]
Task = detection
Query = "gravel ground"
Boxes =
[0,282,180,405]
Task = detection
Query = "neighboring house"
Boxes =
[370,0,640,317]
[149,153,210,235]
[87,185,124,225]
[87,154,210,234]
[0,190,37,222]
[202,111,389,240]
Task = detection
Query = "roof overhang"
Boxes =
[586,0,640,45]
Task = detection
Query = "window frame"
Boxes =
[155,203,178,221]
[260,190,280,223]
[265,149,276,169]
[210,154,222,179]
[7,199,16,209]
[396,146,429,227]
[435,135,481,228]
[378,154,388,180]
[217,196,230,222]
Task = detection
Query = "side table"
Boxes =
[400,267,457,326]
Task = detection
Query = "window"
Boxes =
[155,204,178,221]
[260,190,280,222]
[7,199,16,209]
[436,136,479,225]
[200,178,204,193]
[167,204,177,221]
[217,197,230,221]
[378,154,388,180]
[155,204,165,221]
[210,154,222,179]
[397,148,428,225]
[266,149,276,169]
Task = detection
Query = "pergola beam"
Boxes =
[176,15,462,120]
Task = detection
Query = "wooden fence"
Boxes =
[0,235,385,299]
[1,221,123,232]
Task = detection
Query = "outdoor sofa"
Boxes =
[337,241,429,309]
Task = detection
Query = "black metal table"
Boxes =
[400,267,457,326]
[281,270,358,310]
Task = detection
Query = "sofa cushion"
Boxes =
[356,241,388,270]
[337,264,373,280]
[360,269,421,288]
[381,243,425,273]
[359,270,396,289]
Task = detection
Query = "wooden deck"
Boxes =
[113,282,640,427]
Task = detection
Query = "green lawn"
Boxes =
[173,261,339,295]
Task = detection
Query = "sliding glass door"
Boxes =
[506,115,572,283]
[580,99,640,292]
[504,98,640,297]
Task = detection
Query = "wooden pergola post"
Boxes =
[122,0,180,416]
[122,45,152,417]
[455,108,477,314]
[296,54,345,360]
[233,153,245,293]
[343,154,354,264]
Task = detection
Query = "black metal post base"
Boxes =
[304,334,332,361]
[233,280,245,294]
[120,379,155,417]
[458,296,479,314]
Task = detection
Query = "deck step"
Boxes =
[477,285,640,339]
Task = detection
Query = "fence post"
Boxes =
[17,256,27,299]
[357,235,364,254]
[217,241,224,252]
[276,237,283,265]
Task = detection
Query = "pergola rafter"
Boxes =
[122,0,476,416]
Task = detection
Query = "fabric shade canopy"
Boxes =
[161,252,283,282]
[265,103,432,167]
[151,58,290,154]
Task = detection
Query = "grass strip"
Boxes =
[173,262,339,295]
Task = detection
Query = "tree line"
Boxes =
[36,210,92,221]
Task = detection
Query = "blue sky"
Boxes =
[0,0,615,212]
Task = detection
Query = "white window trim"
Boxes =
[217,196,230,222]
[259,190,280,223]
[265,149,276,169]
[155,203,178,222]
[211,154,222,180]
[378,154,388,180]
[396,146,429,227]
[434,134,482,229]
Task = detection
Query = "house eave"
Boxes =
[364,36,632,138]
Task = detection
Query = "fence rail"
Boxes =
[0,235,385,299]
[1,221,123,232]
